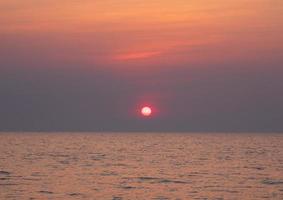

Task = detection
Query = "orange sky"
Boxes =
[1,0,282,68]
[0,0,283,131]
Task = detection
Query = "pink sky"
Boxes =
[0,0,282,131]
[1,0,282,68]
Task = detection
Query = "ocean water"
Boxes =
[0,132,283,200]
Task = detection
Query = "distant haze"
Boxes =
[0,0,282,132]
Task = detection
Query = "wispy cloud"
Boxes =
[114,51,162,61]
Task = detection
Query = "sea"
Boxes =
[0,132,283,200]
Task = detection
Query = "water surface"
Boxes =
[0,132,283,199]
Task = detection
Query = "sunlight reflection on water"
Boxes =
[0,132,283,200]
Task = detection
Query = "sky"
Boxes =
[0,0,283,132]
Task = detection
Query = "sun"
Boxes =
[141,106,152,117]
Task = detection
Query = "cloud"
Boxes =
[114,51,162,61]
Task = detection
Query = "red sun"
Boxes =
[141,106,152,117]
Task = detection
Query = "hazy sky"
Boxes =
[1,0,283,132]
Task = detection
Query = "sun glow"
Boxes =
[141,106,152,117]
